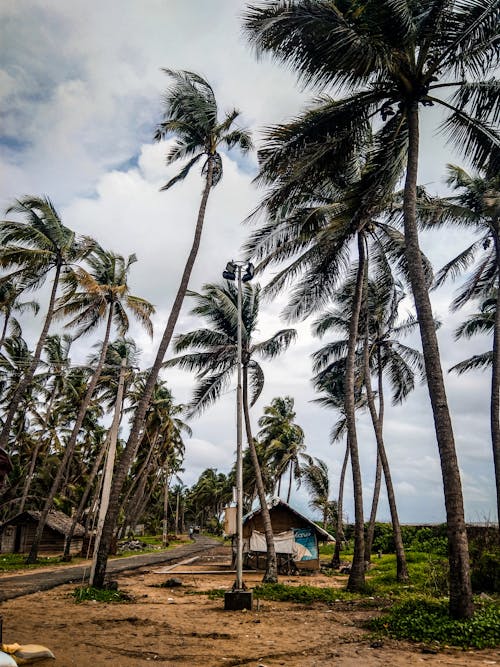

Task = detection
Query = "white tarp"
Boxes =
[247,530,316,561]
[249,530,295,554]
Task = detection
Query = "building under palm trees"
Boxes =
[226,499,334,573]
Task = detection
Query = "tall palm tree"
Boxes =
[243,0,499,618]
[313,273,423,581]
[167,280,297,582]
[26,246,154,563]
[91,71,252,588]
[421,164,500,522]
[0,196,93,453]
[258,396,305,501]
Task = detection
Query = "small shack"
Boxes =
[240,499,334,572]
[0,510,85,556]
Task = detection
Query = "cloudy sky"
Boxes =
[0,0,495,525]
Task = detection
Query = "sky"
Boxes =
[0,0,495,525]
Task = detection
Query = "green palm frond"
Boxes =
[449,351,492,374]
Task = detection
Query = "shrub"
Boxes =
[369,597,500,649]
[471,550,500,593]
[72,586,132,603]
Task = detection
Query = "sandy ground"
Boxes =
[1,547,499,667]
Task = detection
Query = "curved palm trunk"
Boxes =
[491,225,500,523]
[364,339,408,581]
[26,305,115,563]
[243,365,278,583]
[404,104,472,618]
[364,452,382,563]
[91,161,214,588]
[0,263,62,453]
[331,441,349,568]
[346,232,366,592]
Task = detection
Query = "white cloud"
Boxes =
[0,0,496,524]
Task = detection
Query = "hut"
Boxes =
[239,499,334,572]
[0,510,85,556]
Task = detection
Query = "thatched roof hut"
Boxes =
[0,510,85,555]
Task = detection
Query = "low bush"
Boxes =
[369,597,500,649]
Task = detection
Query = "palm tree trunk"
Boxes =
[286,462,293,503]
[0,263,62,452]
[63,436,108,558]
[346,232,366,592]
[491,224,500,523]
[26,304,114,563]
[0,309,10,350]
[404,103,472,618]
[364,453,381,563]
[364,339,409,581]
[163,467,170,546]
[243,365,278,583]
[91,160,215,588]
[331,442,349,568]
[19,385,59,514]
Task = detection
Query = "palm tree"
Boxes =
[167,280,297,582]
[91,71,252,588]
[0,282,39,350]
[62,337,141,557]
[26,246,154,563]
[421,164,500,522]
[258,396,305,501]
[301,454,335,529]
[0,196,93,453]
[243,0,499,618]
[17,334,73,514]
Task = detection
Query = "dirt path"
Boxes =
[0,536,218,601]
[1,545,498,666]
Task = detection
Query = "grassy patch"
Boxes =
[369,597,500,649]
[252,583,370,604]
[72,586,132,603]
[0,553,84,572]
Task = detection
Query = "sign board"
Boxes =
[293,528,317,561]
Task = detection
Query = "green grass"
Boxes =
[369,597,500,649]
[72,586,132,604]
[0,553,85,572]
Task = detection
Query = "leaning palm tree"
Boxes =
[0,196,93,453]
[91,71,252,588]
[243,0,499,618]
[258,396,305,501]
[420,164,500,522]
[26,246,154,563]
[167,280,297,582]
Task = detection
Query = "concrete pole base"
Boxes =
[224,590,253,611]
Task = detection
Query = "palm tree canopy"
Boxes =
[244,0,499,175]
[0,196,95,292]
[166,281,296,416]
[54,244,155,339]
[154,70,253,190]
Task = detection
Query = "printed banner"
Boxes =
[293,528,317,561]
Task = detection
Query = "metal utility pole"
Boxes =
[222,260,254,610]
[90,357,127,585]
